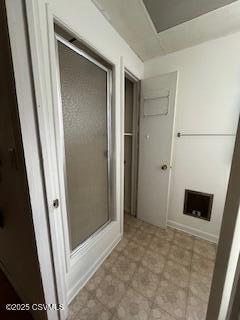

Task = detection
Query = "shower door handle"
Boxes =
[161,164,168,171]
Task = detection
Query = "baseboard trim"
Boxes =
[67,233,121,304]
[168,220,219,243]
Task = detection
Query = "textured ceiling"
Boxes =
[92,0,240,61]
[143,0,236,32]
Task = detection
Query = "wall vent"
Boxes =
[183,189,213,221]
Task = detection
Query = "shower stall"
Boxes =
[55,28,113,252]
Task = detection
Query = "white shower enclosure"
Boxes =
[24,2,123,315]
[24,0,138,317]
[55,34,113,251]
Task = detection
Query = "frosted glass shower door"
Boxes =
[56,35,111,251]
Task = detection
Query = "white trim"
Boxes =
[124,68,140,218]
[166,71,179,225]
[125,67,140,83]
[70,220,111,260]
[68,233,121,303]
[226,249,240,318]
[163,72,178,228]
[55,34,110,72]
[69,221,116,266]
[120,56,125,236]
[219,204,240,319]
[168,220,219,243]
[25,2,68,318]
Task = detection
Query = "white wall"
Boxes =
[144,32,240,242]
[49,0,143,77]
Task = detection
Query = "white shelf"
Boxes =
[124,133,133,136]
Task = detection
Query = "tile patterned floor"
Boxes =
[68,214,217,320]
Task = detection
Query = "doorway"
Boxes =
[124,72,140,218]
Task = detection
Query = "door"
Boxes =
[55,35,112,251]
[137,71,178,227]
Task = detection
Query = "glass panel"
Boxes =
[57,39,110,250]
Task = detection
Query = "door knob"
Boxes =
[161,164,168,170]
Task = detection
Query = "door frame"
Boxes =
[124,69,140,217]
[53,33,114,262]
[123,67,141,217]
[227,254,240,319]
[24,2,68,318]
[206,117,240,320]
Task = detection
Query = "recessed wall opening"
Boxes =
[124,72,140,217]
[183,189,214,221]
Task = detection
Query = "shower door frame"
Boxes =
[54,34,113,258]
